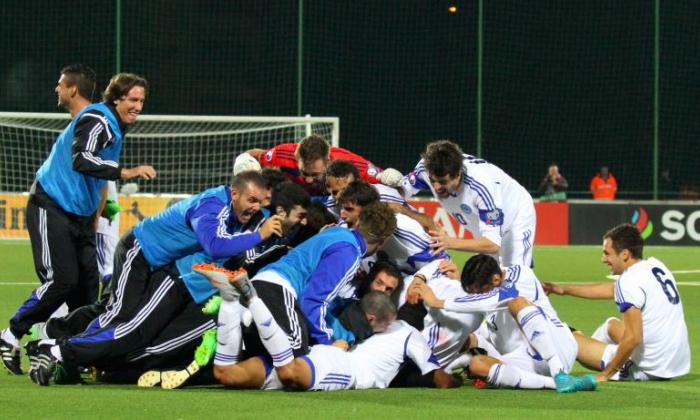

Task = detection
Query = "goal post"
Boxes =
[0,112,339,239]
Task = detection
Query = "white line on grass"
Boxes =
[607,269,700,280]
[559,281,700,287]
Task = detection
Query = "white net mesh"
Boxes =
[0,113,339,238]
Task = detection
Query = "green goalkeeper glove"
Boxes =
[101,199,123,222]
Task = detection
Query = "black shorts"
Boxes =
[242,281,309,358]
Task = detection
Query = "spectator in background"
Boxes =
[590,166,617,200]
[538,163,568,196]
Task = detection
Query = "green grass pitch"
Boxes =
[0,240,698,419]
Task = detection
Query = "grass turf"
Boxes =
[0,240,698,419]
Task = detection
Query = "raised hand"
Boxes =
[429,228,453,256]
[259,215,284,240]
[121,165,156,180]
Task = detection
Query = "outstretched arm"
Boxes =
[429,228,500,256]
[542,281,614,299]
[597,307,642,381]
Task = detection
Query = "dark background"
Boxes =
[1,1,698,198]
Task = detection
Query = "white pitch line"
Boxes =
[606,269,700,280]
[558,280,699,286]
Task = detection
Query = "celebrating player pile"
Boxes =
[0,89,689,397]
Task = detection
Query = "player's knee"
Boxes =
[276,364,298,387]
[507,296,531,314]
[276,362,306,390]
[213,364,243,387]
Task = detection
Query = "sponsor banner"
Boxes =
[569,201,700,245]
[407,200,474,239]
[533,201,568,245]
[0,193,187,239]
[0,193,29,238]
[407,199,568,245]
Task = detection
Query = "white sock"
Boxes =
[444,353,472,374]
[214,300,244,366]
[516,306,564,376]
[49,345,63,362]
[34,322,49,340]
[1,328,19,348]
[248,297,293,367]
[487,363,556,389]
[592,317,617,344]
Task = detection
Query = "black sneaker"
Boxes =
[25,340,40,378]
[32,345,58,386]
[0,336,22,375]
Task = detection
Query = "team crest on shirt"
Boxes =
[367,166,378,177]
[460,204,472,215]
[264,150,273,162]
[479,208,504,226]
[408,172,417,185]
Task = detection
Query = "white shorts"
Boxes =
[499,218,536,268]
[96,230,119,279]
[601,345,656,381]
[500,320,577,375]
[301,345,355,391]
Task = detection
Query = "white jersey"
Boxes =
[401,154,536,266]
[613,257,690,378]
[416,261,484,367]
[484,265,566,355]
[325,183,415,218]
[380,213,448,274]
[264,320,440,391]
[348,320,440,389]
[359,213,448,275]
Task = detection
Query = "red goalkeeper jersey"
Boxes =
[259,143,381,192]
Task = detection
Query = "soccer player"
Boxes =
[0,68,155,375]
[337,180,448,275]
[410,254,596,392]
[543,223,690,381]
[244,134,383,195]
[93,171,282,331]
[30,181,122,341]
[400,140,536,267]
[401,260,485,372]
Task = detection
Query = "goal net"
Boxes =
[0,113,339,239]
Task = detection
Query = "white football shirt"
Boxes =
[401,154,536,266]
[420,270,484,367]
[348,320,440,389]
[613,257,690,378]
